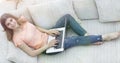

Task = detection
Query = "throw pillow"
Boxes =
[73,0,98,20]
[28,0,81,29]
[95,0,120,22]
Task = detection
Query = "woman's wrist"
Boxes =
[45,44,50,49]
[46,30,50,34]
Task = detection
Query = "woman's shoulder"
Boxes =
[18,16,30,25]
[18,16,28,22]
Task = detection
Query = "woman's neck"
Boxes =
[13,27,22,33]
[13,24,24,33]
[13,22,26,33]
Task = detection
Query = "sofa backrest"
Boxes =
[0,0,17,16]
[16,0,99,20]
[72,0,98,20]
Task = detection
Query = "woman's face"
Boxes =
[5,17,19,30]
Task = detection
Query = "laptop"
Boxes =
[46,19,67,53]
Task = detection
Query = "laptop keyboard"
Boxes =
[54,30,63,49]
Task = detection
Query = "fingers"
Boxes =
[49,39,58,47]
[53,42,58,47]
[52,39,58,42]
[52,39,58,44]
[48,39,60,48]
[50,30,60,35]
[50,33,56,37]
[50,39,56,43]
[49,31,60,37]
[54,30,60,35]
[53,45,57,47]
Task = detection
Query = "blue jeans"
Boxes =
[52,14,87,36]
[45,14,103,54]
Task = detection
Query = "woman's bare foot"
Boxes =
[102,32,120,41]
[93,42,104,45]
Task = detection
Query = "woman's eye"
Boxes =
[7,23,10,26]
[10,19,12,22]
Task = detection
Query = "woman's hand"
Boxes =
[18,16,28,23]
[47,39,58,48]
[47,29,60,36]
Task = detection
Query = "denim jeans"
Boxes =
[45,14,103,54]
[52,14,87,36]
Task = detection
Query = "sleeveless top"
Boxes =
[13,22,48,49]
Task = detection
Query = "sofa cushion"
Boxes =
[7,42,37,63]
[66,19,116,37]
[72,0,98,20]
[81,20,116,34]
[81,20,120,63]
[8,8,33,23]
[0,0,16,16]
[0,31,11,63]
[95,0,120,22]
[28,0,81,29]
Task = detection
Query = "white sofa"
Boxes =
[0,0,120,63]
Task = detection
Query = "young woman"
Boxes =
[0,13,120,57]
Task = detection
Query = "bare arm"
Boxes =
[18,42,49,57]
[18,39,58,57]
[36,26,60,36]
[36,26,49,33]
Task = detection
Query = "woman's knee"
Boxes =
[64,14,72,18]
[59,14,71,21]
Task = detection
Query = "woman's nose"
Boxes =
[10,22,14,25]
